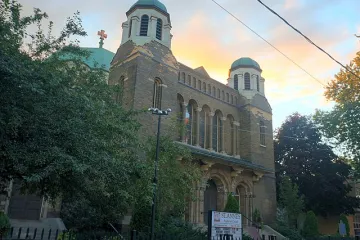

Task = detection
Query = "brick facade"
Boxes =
[109,39,276,226]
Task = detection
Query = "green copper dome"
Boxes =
[231,57,261,71]
[130,0,167,13]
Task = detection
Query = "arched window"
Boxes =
[153,78,162,109]
[256,75,260,92]
[156,18,163,40]
[213,87,216,97]
[188,75,191,86]
[128,20,133,38]
[178,72,180,81]
[198,80,202,91]
[234,74,239,90]
[226,93,229,102]
[186,102,197,146]
[182,72,186,83]
[217,89,220,98]
[260,120,266,146]
[203,82,206,92]
[212,113,223,152]
[140,15,149,36]
[222,90,225,101]
[244,72,251,90]
[115,76,125,104]
[231,95,234,104]
[199,110,205,148]
[193,77,197,88]
[208,84,211,95]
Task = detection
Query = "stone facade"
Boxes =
[109,32,276,225]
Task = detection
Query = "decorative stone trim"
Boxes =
[253,171,264,182]
[196,107,202,112]
[220,117,227,121]
[233,121,240,126]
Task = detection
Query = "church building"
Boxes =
[109,0,276,228]
[1,0,278,237]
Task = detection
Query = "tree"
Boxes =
[0,0,142,228]
[278,176,304,228]
[275,113,359,216]
[315,51,360,175]
[302,211,318,238]
[223,193,240,213]
[130,134,201,233]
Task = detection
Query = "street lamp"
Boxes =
[148,107,171,240]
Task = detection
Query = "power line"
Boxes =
[210,0,325,87]
[256,0,360,81]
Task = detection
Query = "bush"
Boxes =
[242,233,253,240]
[273,222,302,240]
[253,208,262,226]
[223,193,240,213]
[302,211,318,238]
[0,212,10,239]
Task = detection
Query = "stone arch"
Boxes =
[234,180,253,225]
[203,172,229,225]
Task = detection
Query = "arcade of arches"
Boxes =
[184,164,264,226]
[177,94,240,157]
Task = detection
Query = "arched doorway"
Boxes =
[204,179,217,225]
[236,185,247,225]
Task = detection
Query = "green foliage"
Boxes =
[278,176,304,228]
[252,208,262,225]
[242,233,253,240]
[302,211,318,238]
[315,51,360,177]
[223,193,240,213]
[339,214,350,237]
[156,217,207,240]
[130,135,201,232]
[0,212,10,238]
[275,113,359,216]
[273,221,303,240]
[0,0,143,229]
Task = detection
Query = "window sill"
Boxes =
[260,144,266,148]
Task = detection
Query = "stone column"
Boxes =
[221,117,227,153]
[150,16,157,39]
[233,121,240,157]
[182,103,187,143]
[195,107,202,146]
[208,112,214,151]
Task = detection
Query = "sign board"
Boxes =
[208,211,242,240]
[339,220,346,236]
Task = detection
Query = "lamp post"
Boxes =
[148,107,171,240]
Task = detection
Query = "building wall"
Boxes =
[109,40,276,225]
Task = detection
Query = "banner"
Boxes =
[208,211,242,240]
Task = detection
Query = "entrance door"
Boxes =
[8,183,42,220]
[204,179,217,225]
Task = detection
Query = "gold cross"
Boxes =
[97,30,107,40]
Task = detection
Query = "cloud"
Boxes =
[17,0,360,127]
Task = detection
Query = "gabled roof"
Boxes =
[194,66,210,78]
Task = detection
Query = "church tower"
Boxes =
[120,0,172,48]
[227,57,266,100]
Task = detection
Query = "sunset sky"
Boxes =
[20,0,360,128]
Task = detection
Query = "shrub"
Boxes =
[253,208,262,226]
[0,212,10,239]
[273,222,302,240]
[302,211,318,238]
[242,233,253,240]
[223,193,240,213]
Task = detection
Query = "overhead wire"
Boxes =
[256,0,360,81]
[210,0,325,86]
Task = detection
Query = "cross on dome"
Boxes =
[97,30,107,48]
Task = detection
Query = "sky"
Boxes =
[19,0,360,129]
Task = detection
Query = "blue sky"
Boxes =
[19,0,360,129]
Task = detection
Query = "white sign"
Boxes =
[210,211,242,239]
